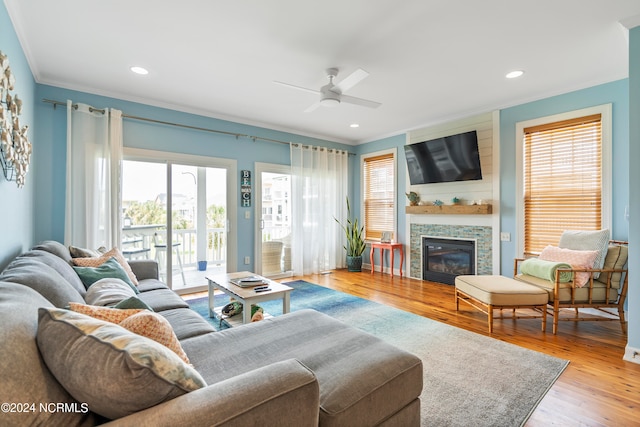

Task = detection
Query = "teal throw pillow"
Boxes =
[73,257,139,294]
[114,296,153,311]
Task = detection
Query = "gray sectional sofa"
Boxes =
[0,241,422,426]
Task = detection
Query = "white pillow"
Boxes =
[84,278,136,306]
[558,229,609,279]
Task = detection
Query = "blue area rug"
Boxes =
[186,280,569,427]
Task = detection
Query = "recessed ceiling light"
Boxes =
[130,66,149,75]
[506,70,524,79]
[350,123,360,128]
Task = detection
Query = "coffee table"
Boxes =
[206,271,293,326]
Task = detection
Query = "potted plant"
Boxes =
[335,197,366,272]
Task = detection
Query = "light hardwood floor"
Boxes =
[188,269,640,426]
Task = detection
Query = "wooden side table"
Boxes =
[370,242,404,277]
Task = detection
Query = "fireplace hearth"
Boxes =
[422,237,475,285]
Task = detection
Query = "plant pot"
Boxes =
[197,261,208,271]
[346,255,363,272]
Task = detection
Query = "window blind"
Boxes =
[363,153,395,240]
[523,114,602,255]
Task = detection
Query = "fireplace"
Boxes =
[422,237,476,285]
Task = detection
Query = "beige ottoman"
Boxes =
[455,275,549,333]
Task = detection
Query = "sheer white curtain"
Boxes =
[290,143,348,275]
[65,101,123,249]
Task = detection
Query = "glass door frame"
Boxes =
[254,162,293,279]
[124,148,238,293]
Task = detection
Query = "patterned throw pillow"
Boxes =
[539,245,599,287]
[72,257,138,293]
[68,303,189,363]
[119,311,190,364]
[73,247,139,285]
[37,308,206,420]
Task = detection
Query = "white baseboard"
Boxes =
[623,345,640,364]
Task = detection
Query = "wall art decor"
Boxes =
[0,50,32,188]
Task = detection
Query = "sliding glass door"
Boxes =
[255,163,292,278]
[122,150,236,293]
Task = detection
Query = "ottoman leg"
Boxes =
[488,303,493,333]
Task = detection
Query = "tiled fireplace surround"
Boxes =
[409,223,493,279]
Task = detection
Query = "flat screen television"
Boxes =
[404,130,482,185]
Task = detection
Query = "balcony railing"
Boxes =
[122,225,226,268]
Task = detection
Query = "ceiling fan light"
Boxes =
[320,98,340,107]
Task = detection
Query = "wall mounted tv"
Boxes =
[404,130,482,185]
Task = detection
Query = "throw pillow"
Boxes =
[69,245,102,258]
[68,303,187,363]
[73,247,139,286]
[119,311,190,364]
[558,229,610,279]
[84,278,137,306]
[114,296,154,311]
[539,245,599,287]
[73,257,138,293]
[37,307,206,420]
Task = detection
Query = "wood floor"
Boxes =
[188,269,640,426]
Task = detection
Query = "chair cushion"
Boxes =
[37,307,206,420]
[596,244,628,289]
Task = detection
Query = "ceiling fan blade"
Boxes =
[304,102,321,113]
[273,81,319,95]
[335,68,369,93]
[340,94,381,109]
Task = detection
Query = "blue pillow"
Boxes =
[73,257,139,294]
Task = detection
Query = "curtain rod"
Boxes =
[42,98,354,155]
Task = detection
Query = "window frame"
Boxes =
[515,104,612,257]
[361,148,397,242]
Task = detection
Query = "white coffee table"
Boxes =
[206,271,293,325]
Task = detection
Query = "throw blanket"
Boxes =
[520,258,573,282]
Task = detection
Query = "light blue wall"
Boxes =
[354,134,406,269]
[499,80,630,274]
[627,26,639,351]
[0,4,36,270]
[34,84,354,272]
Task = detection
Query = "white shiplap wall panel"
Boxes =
[406,112,493,206]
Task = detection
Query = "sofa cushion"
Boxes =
[20,249,87,296]
[72,247,139,286]
[0,282,96,426]
[182,309,422,427]
[73,257,139,293]
[69,303,190,364]
[136,278,169,292]
[0,258,85,307]
[159,308,216,340]
[37,307,206,420]
[136,288,190,312]
[31,240,73,263]
[84,277,137,306]
[114,296,154,311]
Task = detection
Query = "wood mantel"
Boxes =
[405,204,492,215]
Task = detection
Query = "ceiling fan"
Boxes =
[274,68,381,112]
